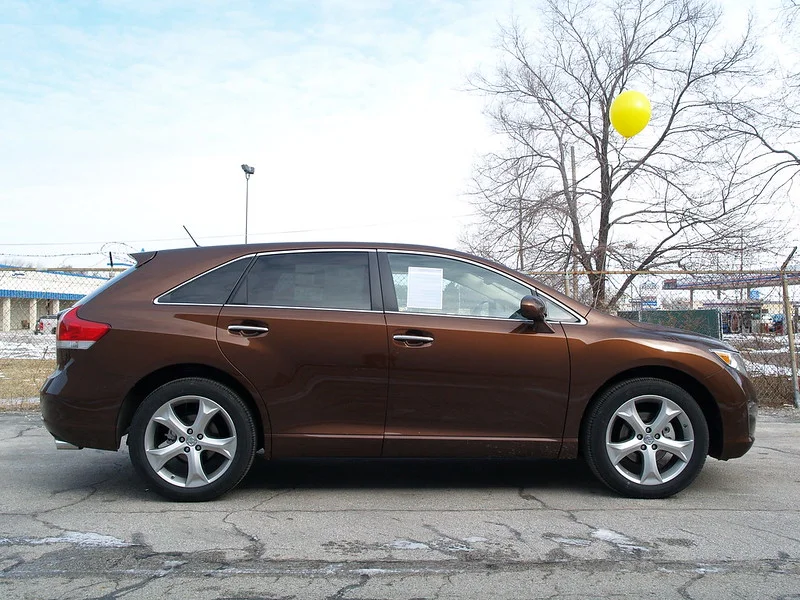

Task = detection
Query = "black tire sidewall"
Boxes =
[583,378,709,499]
[129,377,257,502]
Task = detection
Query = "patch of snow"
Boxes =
[744,360,793,377]
[550,536,592,547]
[442,542,474,552]
[0,331,56,360]
[29,531,132,548]
[389,539,430,550]
[0,397,40,407]
[694,566,725,574]
[354,568,394,575]
[591,529,649,553]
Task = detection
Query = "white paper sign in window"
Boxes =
[406,267,443,310]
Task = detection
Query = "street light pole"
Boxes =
[241,164,255,244]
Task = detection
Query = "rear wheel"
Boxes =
[582,378,709,498]
[129,378,257,501]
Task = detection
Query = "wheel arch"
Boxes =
[117,364,267,451]
[578,366,723,458]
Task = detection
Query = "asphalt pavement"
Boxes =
[0,409,798,599]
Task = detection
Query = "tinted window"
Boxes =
[158,257,251,305]
[230,252,371,310]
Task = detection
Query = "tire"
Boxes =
[582,378,709,499]
[128,377,257,501]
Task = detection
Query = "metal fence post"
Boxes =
[780,248,800,408]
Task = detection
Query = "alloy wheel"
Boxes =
[604,394,695,486]
[143,395,238,488]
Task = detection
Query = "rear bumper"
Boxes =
[40,367,124,451]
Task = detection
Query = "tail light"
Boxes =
[57,307,110,349]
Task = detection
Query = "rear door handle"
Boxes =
[393,334,434,345]
[227,325,269,336]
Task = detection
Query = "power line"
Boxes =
[0,213,479,248]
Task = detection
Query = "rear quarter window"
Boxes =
[157,257,253,305]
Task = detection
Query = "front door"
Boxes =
[380,251,571,458]
[217,250,388,457]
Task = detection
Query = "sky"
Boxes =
[0,0,794,268]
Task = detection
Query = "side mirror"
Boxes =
[520,295,547,322]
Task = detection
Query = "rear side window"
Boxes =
[230,251,371,310]
[158,257,252,305]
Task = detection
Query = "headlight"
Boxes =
[710,349,748,373]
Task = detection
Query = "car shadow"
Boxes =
[239,456,604,494]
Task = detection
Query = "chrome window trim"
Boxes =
[381,248,587,325]
[252,248,376,258]
[154,255,256,306]
[152,247,587,324]
[222,305,378,314]
[153,302,226,308]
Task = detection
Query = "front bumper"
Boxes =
[706,366,758,460]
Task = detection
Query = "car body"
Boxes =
[40,242,758,501]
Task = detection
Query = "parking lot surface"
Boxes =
[1,410,799,599]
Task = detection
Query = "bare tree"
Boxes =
[465,0,782,308]
[711,1,800,197]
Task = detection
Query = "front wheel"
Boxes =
[128,378,257,501]
[582,378,709,499]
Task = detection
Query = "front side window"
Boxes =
[230,251,371,310]
[386,252,580,322]
[158,257,252,305]
[386,253,531,319]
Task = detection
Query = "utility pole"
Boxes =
[780,247,799,408]
[241,164,255,244]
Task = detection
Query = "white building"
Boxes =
[0,266,109,332]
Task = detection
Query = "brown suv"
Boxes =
[40,242,757,501]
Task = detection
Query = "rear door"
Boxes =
[217,250,389,457]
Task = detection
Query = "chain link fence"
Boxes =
[1,265,798,408]
[0,267,121,406]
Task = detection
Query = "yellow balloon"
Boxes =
[610,90,651,138]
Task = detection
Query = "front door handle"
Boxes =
[393,334,434,345]
[227,325,269,336]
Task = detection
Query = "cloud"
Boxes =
[0,1,529,265]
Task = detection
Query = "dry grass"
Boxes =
[750,376,796,408]
[0,358,55,402]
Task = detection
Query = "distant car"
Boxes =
[34,309,68,334]
[40,243,758,501]
[34,314,59,335]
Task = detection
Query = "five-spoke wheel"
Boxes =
[129,378,257,501]
[583,378,709,498]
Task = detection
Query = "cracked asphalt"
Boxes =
[1,410,799,599]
